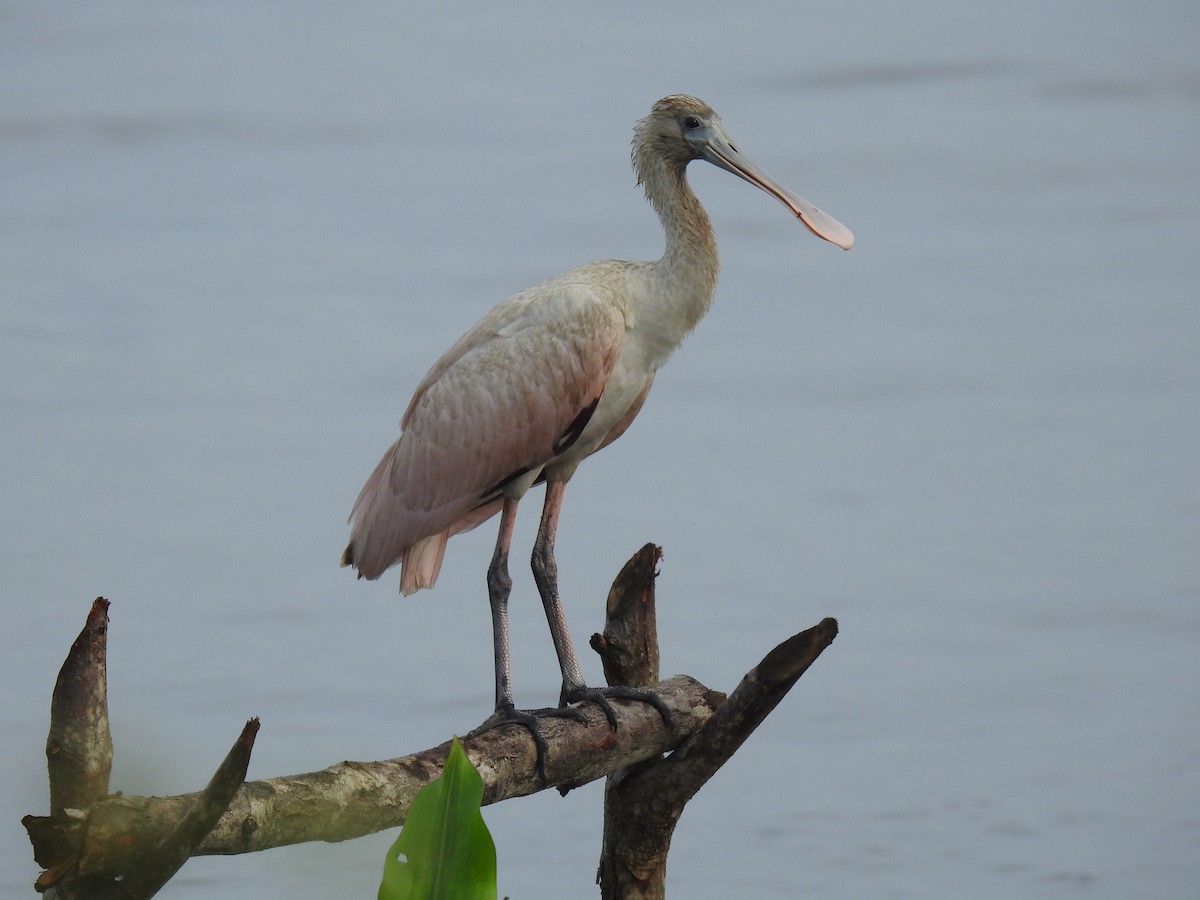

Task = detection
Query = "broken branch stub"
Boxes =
[47,598,114,813]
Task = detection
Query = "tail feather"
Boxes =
[399,532,449,594]
[344,496,507,593]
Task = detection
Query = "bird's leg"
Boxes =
[485,496,519,712]
[530,480,588,699]
[531,479,673,731]
[474,493,585,783]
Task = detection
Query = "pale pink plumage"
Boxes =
[344,276,628,590]
[343,97,852,602]
[342,95,851,754]
[341,96,853,754]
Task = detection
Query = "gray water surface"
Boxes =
[3,2,1198,897]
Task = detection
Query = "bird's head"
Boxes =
[633,94,854,250]
[633,94,722,167]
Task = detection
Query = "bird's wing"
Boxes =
[345,281,627,583]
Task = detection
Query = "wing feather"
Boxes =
[344,280,627,586]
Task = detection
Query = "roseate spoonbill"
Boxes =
[343,94,852,764]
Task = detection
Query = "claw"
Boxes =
[470,703,588,784]
[470,686,672,784]
[561,684,674,731]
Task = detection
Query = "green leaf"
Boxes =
[378,736,497,900]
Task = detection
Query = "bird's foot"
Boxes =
[469,702,588,784]
[468,687,673,784]
[560,684,674,732]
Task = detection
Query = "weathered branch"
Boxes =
[116,718,260,899]
[656,616,838,803]
[47,597,113,814]
[25,598,116,894]
[595,545,837,899]
[25,666,717,887]
[591,543,664,688]
[25,547,835,898]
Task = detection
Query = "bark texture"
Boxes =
[23,547,835,899]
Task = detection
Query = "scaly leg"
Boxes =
[485,496,519,711]
[474,493,585,782]
[530,480,588,700]
[531,479,673,730]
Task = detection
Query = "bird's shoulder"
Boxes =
[400,262,636,430]
[477,260,639,336]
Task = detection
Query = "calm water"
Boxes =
[3,2,1198,897]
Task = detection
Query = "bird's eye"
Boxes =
[682,115,702,131]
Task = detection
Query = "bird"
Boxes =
[342,94,852,768]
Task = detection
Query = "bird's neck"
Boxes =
[641,157,720,336]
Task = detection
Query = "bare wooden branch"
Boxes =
[117,718,260,899]
[24,673,717,885]
[591,542,663,687]
[595,552,838,900]
[47,598,113,813]
[25,548,836,898]
[654,617,838,807]
[596,545,679,899]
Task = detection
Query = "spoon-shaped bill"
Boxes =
[702,131,854,250]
